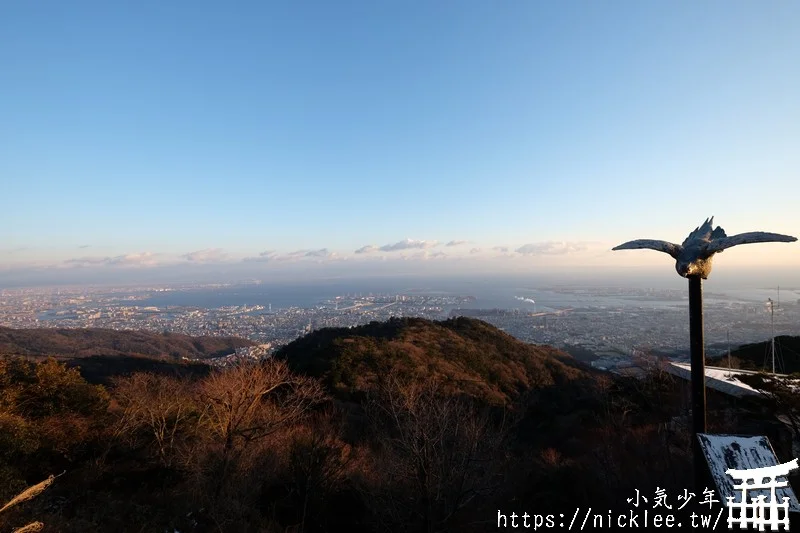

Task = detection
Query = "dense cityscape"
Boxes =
[2,282,798,371]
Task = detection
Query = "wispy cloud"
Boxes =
[270,249,338,262]
[1,247,28,254]
[355,244,379,254]
[282,250,308,261]
[46,239,594,274]
[181,248,228,263]
[63,256,107,267]
[78,245,90,249]
[305,248,334,258]
[402,250,448,261]
[62,252,160,268]
[515,241,588,256]
[242,250,278,263]
[107,252,160,266]
[380,239,439,252]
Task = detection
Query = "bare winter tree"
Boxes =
[196,360,327,502]
[286,408,353,533]
[111,373,198,468]
[362,372,509,533]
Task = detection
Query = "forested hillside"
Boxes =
[0,318,775,532]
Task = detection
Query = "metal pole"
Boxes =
[688,275,707,492]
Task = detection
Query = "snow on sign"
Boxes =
[698,433,800,515]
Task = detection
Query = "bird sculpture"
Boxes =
[612,217,797,279]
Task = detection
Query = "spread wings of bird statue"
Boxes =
[611,217,797,279]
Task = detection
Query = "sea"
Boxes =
[134,275,794,312]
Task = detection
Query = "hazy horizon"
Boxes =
[3,262,800,295]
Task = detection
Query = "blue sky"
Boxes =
[2,1,799,284]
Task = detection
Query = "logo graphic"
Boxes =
[725,458,799,531]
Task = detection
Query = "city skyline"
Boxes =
[3,1,799,283]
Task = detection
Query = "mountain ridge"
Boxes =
[274,315,594,405]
